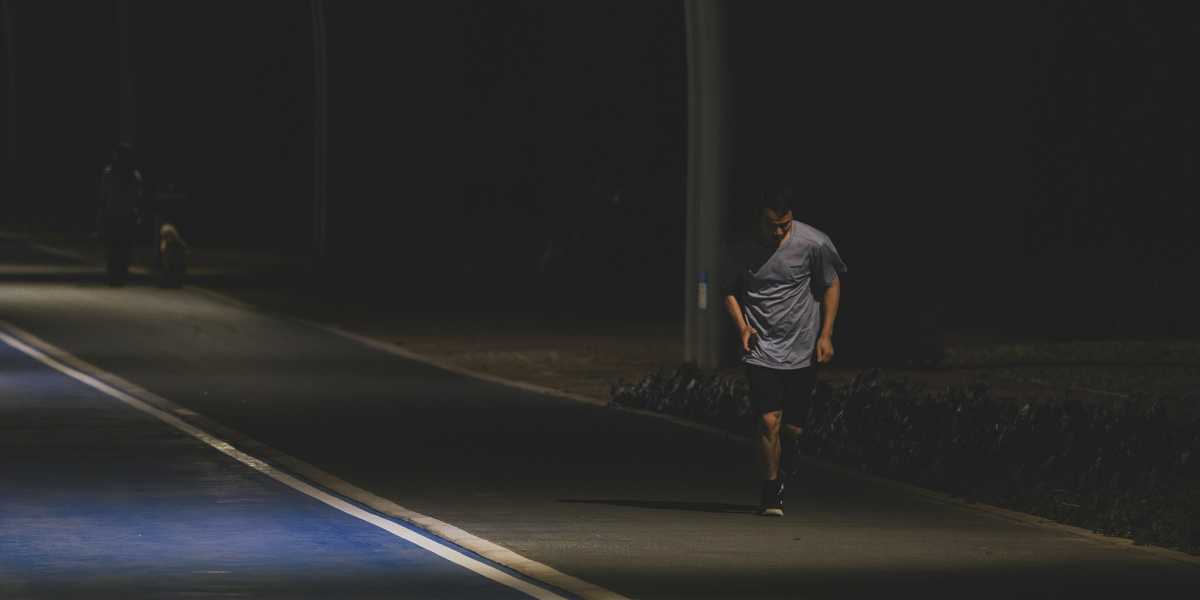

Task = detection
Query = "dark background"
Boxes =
[1,1,1197,354]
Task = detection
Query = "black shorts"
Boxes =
[745,364,815,424]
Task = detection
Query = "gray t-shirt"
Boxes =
[721,221,847,369]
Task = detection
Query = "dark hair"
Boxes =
[760,186,794,216]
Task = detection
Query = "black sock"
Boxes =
[761,477,782,498]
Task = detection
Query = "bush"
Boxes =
[610,367,1200,555]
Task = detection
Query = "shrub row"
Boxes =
[610,366,1200,555]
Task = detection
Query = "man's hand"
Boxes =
[816,335,834,364]
[817,276,841,365]
[740,326,758,353]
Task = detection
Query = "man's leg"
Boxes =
[747,365,786,516]
[779,423,802,479]
[779,366,816,481]
[757,410,785,516]
[758,410,783,480]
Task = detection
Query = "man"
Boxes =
[720,188,847,516]
[98,142,143,222]
[98,142,144,285]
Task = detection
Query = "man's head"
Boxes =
[757,187,794,247]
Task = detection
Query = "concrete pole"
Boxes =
[683,0,728,369]
[2,0,15,165]
[116,0,135,145]
[311,0,328,262]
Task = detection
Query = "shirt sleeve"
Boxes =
[812,237,847,289]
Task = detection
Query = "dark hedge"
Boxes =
[610,367,1200,555]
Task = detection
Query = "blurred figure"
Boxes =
[98,142,144,285]
[157,219,188,288]
[153,183,189,288]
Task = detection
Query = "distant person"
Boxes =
[98,142,143,225]
[156,221,188,287]
[153,183,189,288]
[720,188,848,516]
[98,142,144,284]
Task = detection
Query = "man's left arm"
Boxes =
[816,275,840,364]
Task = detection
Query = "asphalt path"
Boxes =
[0,332,546,599]
[2,237,1198,599]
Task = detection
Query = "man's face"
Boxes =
[759,209,793,247]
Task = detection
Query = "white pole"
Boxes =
[684,0,727,369]
[2,0,14,164]
[311,0,328,262]
[116,0,134,145]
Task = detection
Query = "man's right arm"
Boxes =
[724,294,756,353]
[719,244,756,353]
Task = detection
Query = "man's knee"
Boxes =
[759,411,782,436]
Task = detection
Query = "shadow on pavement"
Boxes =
[558,498,759,515]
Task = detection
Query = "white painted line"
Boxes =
[9,240,632,597]
[0,322,631,599]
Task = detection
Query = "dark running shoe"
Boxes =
[758,478,784,517]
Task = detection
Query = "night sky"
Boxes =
[2,2,1197,336]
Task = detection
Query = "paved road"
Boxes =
[0,334,546,599]
[2,237,1198,599]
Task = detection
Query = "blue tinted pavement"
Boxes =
[0,337,547,599]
